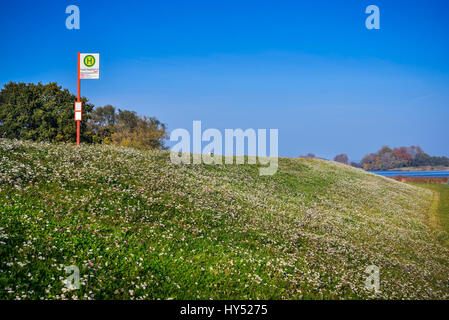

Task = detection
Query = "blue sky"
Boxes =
[1,0,448,160]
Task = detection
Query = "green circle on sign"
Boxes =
[83,55,96,67]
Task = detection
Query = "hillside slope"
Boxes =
[1,139,448,299]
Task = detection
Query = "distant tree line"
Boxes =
[0,82,167,149]
[301,147,449,171]
[343,146,449,170]
[359,146,449,170]
[298,153,319,159]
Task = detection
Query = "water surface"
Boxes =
[369,170,449,178]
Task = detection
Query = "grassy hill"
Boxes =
[1,139,448,300]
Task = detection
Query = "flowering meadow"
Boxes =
[0,139,448,299]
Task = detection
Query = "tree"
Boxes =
[0,82,168,148]
[333,154,349,164]
[111,112,168,150]
[350,162,362,168]
[88,104,117,143]
[366,146,402,170]
[376,151,396,170]
[0,82,93,143]
[116,109,139,129]
[361,153,377,170]
[361,145,448,170]
[406,146,424,159]
[88,107,168,149]
[412,153,432,166]
[91,104,117,127]
[393,147,412,167]
[298,153,317,159]
[430,156,449,167]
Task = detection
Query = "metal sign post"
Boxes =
[75,52,100,145]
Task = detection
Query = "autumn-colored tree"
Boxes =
[393,147,413,166]
[333,154,349,164]
[361,153,377,170]
[406,145,424,159]
[111,110,168,149]
[360,145,448,170]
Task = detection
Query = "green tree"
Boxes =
[116,109,139,129]
[0,82,93,143]
[88,104,117,143]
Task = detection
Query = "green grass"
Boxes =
[408,183,449,245]
[1,139,448,300]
